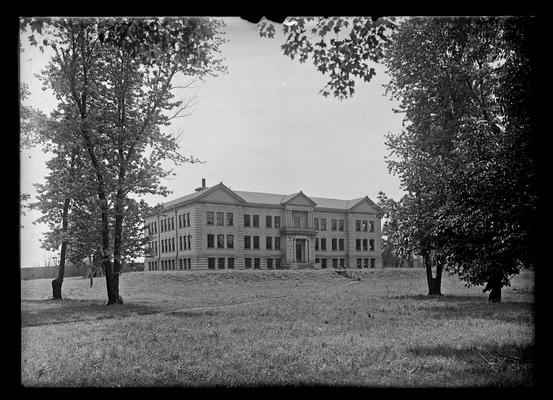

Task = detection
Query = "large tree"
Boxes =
[22,17,226,304]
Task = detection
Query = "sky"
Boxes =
[19,17,405,267]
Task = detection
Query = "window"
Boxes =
[253,236,260,249]
[228,258,235,269]
[274,216,280,228]
[332,238,337,251]
[188,235,192,249]
[217,212,224,226]
[244,214,251,227]
[253,215,259,227]
[171,217,175,231]
[321,238,327,251]
[179,259,183,270]
[370,239,375,251]
[217,234,225,249]
[245,258,252,269]
[339,219,344,231]
[208,258,216,269]
[267,258,273,269]
[275,237,281,250]
[331,219,337,231]
[339,238,344,251]
[362,220,368,232]
[363,239,368,251]
[320,219,327,231]
[178,215,182,228]
[266,215,272,228]
[340,258,345,268]
[154,242,157,255]
[356,239,361,251]
[186,213,190,227]
[254,258,260,269]
[207,234,214,248]
[172,238,175,252]
[226,212,234,226]
[369,220,374,232]
[227,235,234,249]
[275,258,281,269]
[356,220,361,231]
[314,218,319,230]
[315,238,319,251]
[363,258,369,268]
[370,258,375,269]
[293,215,301,228]
[332,258,338,268]
[321,258,327,268]
[218,258,225,269]
[266,236,272,249]
[207,212,214,225]
[154,221,157,233]
[357,258,362,269]
[315,258,320,264]
[245,236,251,249]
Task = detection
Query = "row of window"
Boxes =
[314,238,375,251]
[207,257,236,269]
[159,235,194,253]
[314,258,376,268]
[244,236,281,250]
[356,220,375,232]
[244,257,281,269]
[313,218,375,232]
[147,258,192,271]
[179,213,192,228]
[207,211,234,226]
[244,214,281,228]
[207,234,235,249]
[146,221,158,235]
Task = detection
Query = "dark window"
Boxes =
[228,258,235,269]
[314,218,319,230]
[356,239,361,251]
[331,219,337,231]
[363,258,369,268]
[339,219,344,231]
[245,236,251,249]
[321,258,327,268]
[266,215,272,228]
[253,215,259,227]
[362,220,368,232]
[369,220,374,232]
[208,258,216,269]
[207,234,214,248]
[356,220,361,231]
[315,238,319,251]
[370,258,375,268]
[245,258,252,269]
[274,216,280,228]
[227,212,234,226]
[227,235,234,249]
[332,238,337,251]
[266,236,272,249]
[171,217,175,230]
[172,238,175,252]
[320,219,327,231]
[188,235,192,249]
[207,212,214,225]
[357,258,362,268]
[179,215,182,228]
[218,258,225,269]
[370,239,375,251]
[321,238,327,251]
[253,236,260,249]
[267,258,273,269]
[315,258,320,264]
[216,212,224,226]
[187,213,190,226]
[363,239,368,251]
[332,258,338,268]
[254,258,260,269]
[179,259,183,270]
[244,214,251,227]
[339,238,344,251]
[217,234,225,249]
[340,258,345,267]
[275,258,281,269]
[275,237,281,250]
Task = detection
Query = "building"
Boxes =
[144,179,382,271]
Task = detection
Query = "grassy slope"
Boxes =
[21,269,534,387]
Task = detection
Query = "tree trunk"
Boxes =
[486,276,502,303]
[424,252,443,296]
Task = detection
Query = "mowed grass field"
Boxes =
[21,268,534,387]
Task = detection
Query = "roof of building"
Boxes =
[155,182,379,213]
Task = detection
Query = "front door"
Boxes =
[295,239,306,263]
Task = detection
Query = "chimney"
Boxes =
[195,178,207,192]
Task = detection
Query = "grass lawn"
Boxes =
[20,268,534,387]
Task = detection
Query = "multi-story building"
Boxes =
[144,179,382,271]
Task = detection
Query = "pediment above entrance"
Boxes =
[196,183,247,205]
[280,191,317,207]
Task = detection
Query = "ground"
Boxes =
[20,268,534,387]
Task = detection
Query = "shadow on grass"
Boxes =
[21,298,166,328]
[390,294,534,325]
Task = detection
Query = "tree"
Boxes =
[22,17,226,304]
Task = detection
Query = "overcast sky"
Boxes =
[20,17,405,267]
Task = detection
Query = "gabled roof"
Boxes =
[279,191,318,206]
